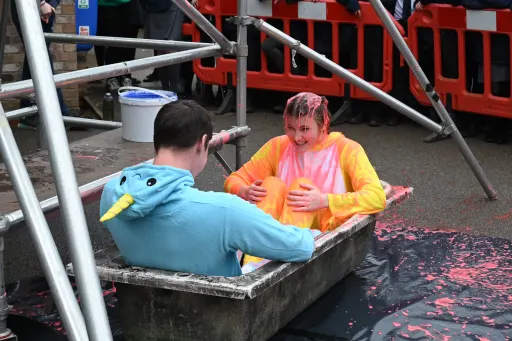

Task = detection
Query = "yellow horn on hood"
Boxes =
[99,193,135,223]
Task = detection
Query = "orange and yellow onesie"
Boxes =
[225,132,387,265]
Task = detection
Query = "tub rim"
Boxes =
[66,181,412,299]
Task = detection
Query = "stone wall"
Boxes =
[1,0,79,112]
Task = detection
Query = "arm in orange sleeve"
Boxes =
[224,137,284,198]
[325,141,387,227]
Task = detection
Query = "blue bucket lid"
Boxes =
[120,90,177,101]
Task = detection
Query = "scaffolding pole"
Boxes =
[0,103,89,341]
[5,105,38,121]
[45,33,214,51]
[235,0,249,169]
[367,0,496,200]
[252,18,496,200]
[0,45,222,100]
[14,0,112,339]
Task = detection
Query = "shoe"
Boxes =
[348,113,365,124]
[122,77,133,87]
[368,112,381,127]
[107,78,120,92]
[144,72,158,82]
[272,104,285,114]
[17,116,37,130]
[387,116,401,126]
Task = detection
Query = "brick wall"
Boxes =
[1,0,79,113]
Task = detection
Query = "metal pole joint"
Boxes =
[226,16,255,27]
[252,17,263,29]
[223,42,237,56]
[441,124,456,136]
[0,217,9,237]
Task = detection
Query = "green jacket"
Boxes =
[98,0,131,6]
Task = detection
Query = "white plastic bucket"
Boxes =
[118,86,178,143]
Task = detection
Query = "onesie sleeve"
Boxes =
[325,141,387,228]
[223,195,315,263]
[224,137,283,198]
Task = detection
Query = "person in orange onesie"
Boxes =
[224,92,387,267]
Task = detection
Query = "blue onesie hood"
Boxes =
[99,163,315,277]
[100,163,194,222]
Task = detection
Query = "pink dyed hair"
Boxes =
[283,92,331,130]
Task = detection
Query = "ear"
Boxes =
[197,134,209,153]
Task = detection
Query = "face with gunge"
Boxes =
[285,115,325,153]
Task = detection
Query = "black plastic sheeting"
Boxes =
[5,214,512,341]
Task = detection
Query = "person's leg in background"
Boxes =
[95,4,123,91]
[102,0,142,90]
[94,4,107,68]
[180,26,195,97]
[149,3,185,93]
[262,37,290,113]
[11,0,70,128]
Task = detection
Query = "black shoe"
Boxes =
[387,116,401,126]
[144,72,158,82]
[272,104,285,114]
[348,112,365,124]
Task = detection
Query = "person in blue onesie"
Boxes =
[99,100,318,277]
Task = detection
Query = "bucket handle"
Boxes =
[118,86,178,102]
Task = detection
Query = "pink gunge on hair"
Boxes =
[283,92,331,130]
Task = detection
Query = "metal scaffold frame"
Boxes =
[0,0,245,339]
[0,0,497,339]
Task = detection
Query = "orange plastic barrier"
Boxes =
[407,5,512,118]
[185,0,405,100]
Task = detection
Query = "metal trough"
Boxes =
[66,182,412,341]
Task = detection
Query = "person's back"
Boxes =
[99,100,316,277]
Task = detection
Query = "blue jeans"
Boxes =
[10,2,70,116]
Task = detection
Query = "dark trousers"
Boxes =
[95,2,140,78]
[10,1,69,116]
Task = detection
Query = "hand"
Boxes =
[243,180,267,204]
[415,2,423,10]
[190,0,199,8]
[40,2,55,23]
[354,10,361,18]
[287,183,328,212]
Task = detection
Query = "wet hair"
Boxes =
[153,100,213,153]
[284,92,331,129]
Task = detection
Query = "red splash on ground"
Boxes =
[407,325,451,340]
[435,297,455,309]
[494,209,512,221]
[476,337,491,341]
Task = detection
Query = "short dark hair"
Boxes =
[153,100,213,153]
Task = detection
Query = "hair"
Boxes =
[153,100,213,153]
[284,92,331,129]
